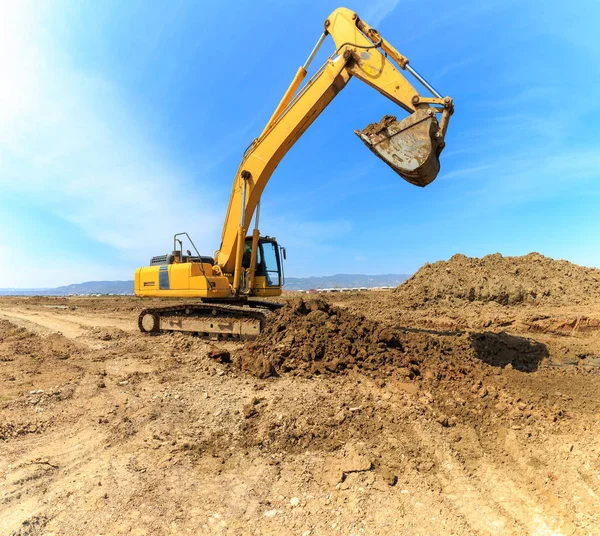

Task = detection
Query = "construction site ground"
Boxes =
[2,284,600,535]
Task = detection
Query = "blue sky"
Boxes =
[0,0,598,287]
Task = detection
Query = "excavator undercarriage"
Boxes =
[138,300,282,340]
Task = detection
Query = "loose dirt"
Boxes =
[237,298,548,380]
[395,252,600,307]
[359,114,399,137]
[237,298,410,379]
[2,256,600,535]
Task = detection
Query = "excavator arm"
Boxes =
[215,7,453,291]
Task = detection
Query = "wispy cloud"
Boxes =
[0,245,128,288]
[437,53,483,79]
[440,164,495,181]
[0,2,222,286]
[258,214,353,277]
[362,0,401,27]
[483,148,600,202]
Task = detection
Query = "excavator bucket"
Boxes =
[355,108,443,187]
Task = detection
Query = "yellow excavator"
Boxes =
[135,6,453,338]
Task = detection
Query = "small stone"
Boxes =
[417,461,434,472]
[97,382,106,389]
[263,509,278,518]
[436,415,449,427]
[339,444,373,473]
[118,381,129,386]
[209,349,231,363]
[380,467,397,486]
[450,432,462,442]
[302,532,311,536]
[243,404,258,419]
[290,497,300,507]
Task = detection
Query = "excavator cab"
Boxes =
[243,236,284,292]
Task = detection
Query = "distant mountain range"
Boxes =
[283,274,409,291]
[0,274,409,296]
[0,281,133,296]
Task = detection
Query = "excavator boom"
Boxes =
[217,6,453,281]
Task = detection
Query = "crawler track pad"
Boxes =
[138,304,266,340]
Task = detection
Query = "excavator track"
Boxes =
[138,302,282,340]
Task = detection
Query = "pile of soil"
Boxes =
[236,298,418,379]
[395,252,600,307]
[236,298,549,379]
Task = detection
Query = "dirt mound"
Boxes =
[86,326,127,341]
[236,298,549,379]
[237,298,416,379]
[395,252,600,307]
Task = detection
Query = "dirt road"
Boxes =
[1,294,600,535]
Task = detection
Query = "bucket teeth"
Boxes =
[355,108,443,187]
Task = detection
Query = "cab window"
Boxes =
[260,241,280,287]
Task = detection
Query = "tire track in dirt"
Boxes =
[0,309,136,334]
[1,426,108,533]
[0,311,87,340]
[427,429,564,535]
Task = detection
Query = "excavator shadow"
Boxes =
[396,326,549,372]
[469,331,549,372]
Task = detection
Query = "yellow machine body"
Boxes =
[135,234,284,300]
[135,263,231,299]
[135,264,281,299]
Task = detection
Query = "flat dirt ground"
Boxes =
[2,267,600,535]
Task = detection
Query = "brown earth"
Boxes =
[395,252,600,307]
[1,257,600,535]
